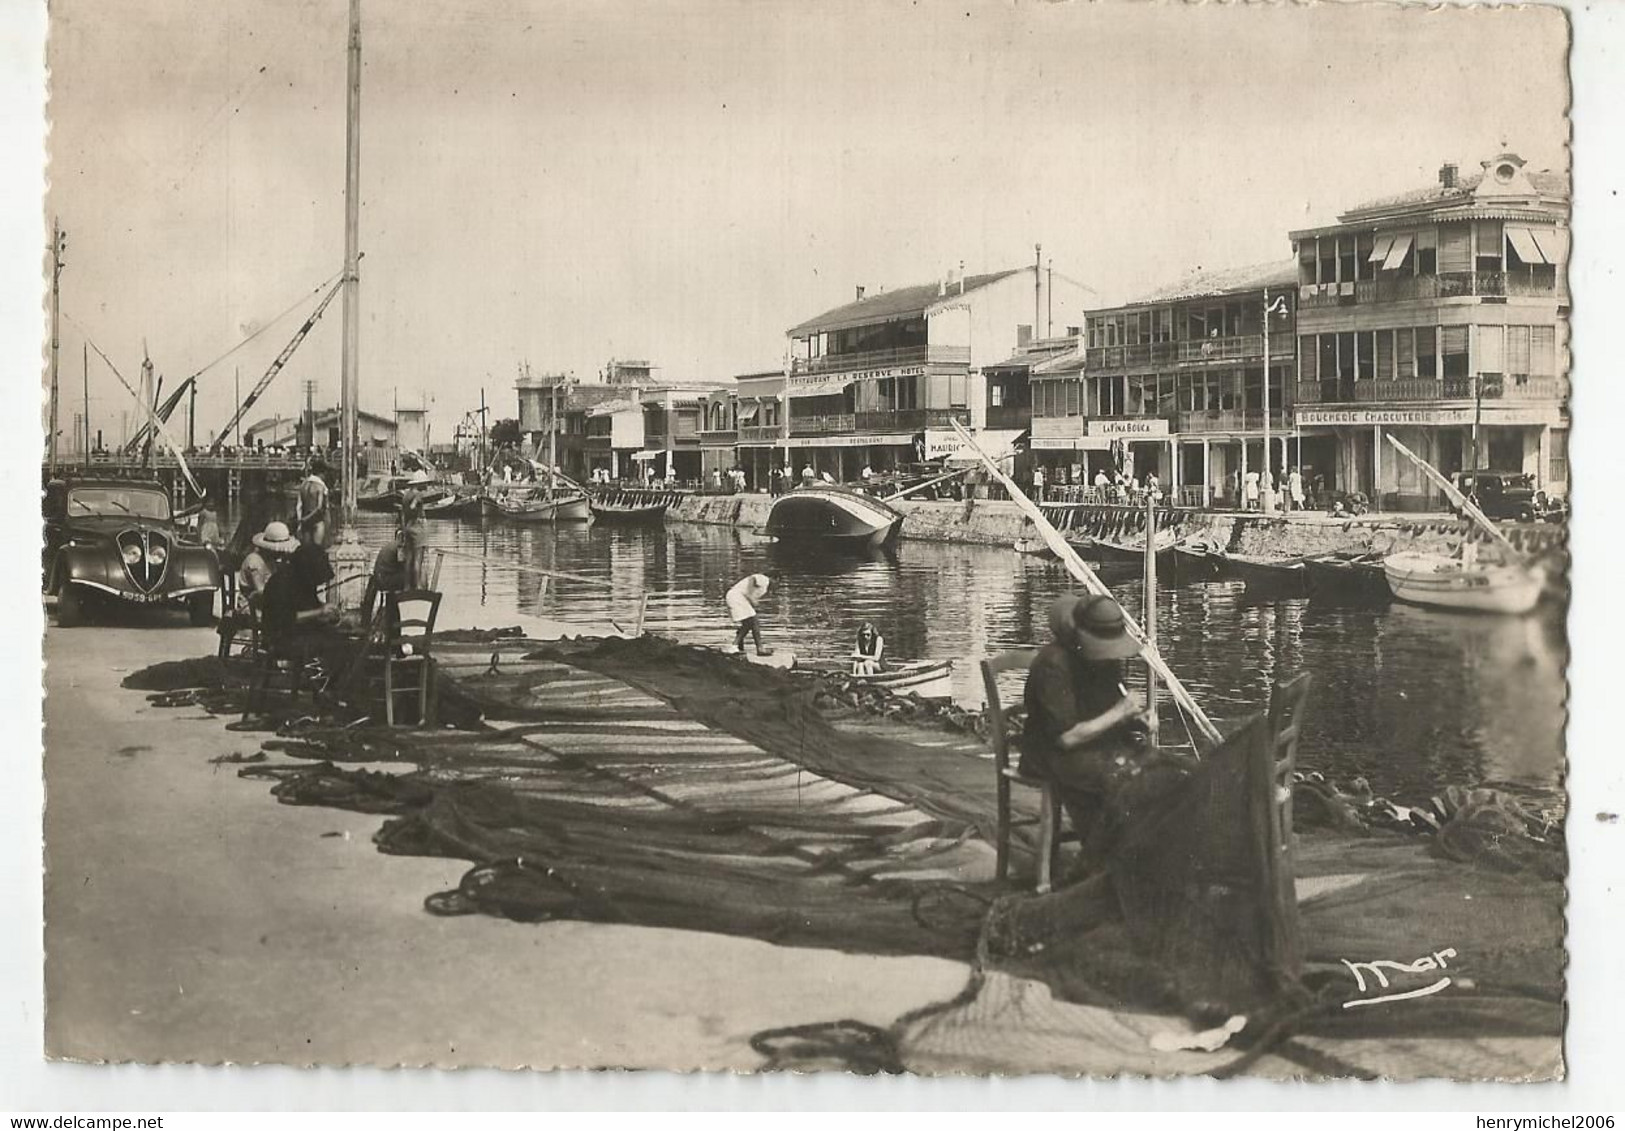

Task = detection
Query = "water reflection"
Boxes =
[338,511,1565,807]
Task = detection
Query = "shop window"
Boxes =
[1416,327,1438,378]
[1506,326,1531,376]
[1356,233,1377,281]
[1531,327,1556,376]
[1355,331,1375,380]
[1549,427,1568,483]
[1376,329,1394,379]
[1415,229,1438,276]
[1442,326,1469,380]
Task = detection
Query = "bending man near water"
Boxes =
[1020,593,1188,881]
[725,573,773,657]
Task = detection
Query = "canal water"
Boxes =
[344,510,1568,810]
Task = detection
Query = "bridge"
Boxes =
[44,452,317,509]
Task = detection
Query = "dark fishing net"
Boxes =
[128,635,1563,1077]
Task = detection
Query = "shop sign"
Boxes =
[789,365,925,387]
[1297,409,1474,427]
[1032,436,1111,451]
[922,428,1023,460]
[794,433,914,449]
[1087,418,1170,439]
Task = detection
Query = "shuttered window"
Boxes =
[1439,224,1472,273]
[1376,329,1394,379]
[1506,326,1532,376]
[1477,325,1505,373]
[1299,335,1318,381]
[1441,326,1469,354]
[1397,328,1416,378]
[1475,220,1504,267]
[1532,327,1556,376]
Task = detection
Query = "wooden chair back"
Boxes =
[384,588,442,653]
[979,648,1038,778]
[1266,671,1313,854]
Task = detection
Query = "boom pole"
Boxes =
[208,279,343,454]
[338,0,363,524]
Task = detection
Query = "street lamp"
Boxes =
[1260,290,1289,515]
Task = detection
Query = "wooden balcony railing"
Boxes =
[789,413,854,436]
[853,408,970,432]
[738,425,784,444]
[1306,375,1569,405]
[1299,270,1561,309]
[1174,408,1289,433]
[790,343,971,376]
[1084,333,1293,372]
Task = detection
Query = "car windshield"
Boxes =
[68,487,171,520]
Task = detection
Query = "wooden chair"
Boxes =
[980,648,1080,893]
[362,589,442,727]
[242,632,315,719]
[216,570,262,660]
[1264,672,1313,977]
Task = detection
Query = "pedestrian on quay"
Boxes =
[296,458,330,547]
[1243,469,1260,511]
[801,463,816,487]
[1032,464,1046,501]
[725,572,773,657]
[1288,467,1305,513]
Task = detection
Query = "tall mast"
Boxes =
[48,219,65,474]
[82,343,89,458]
[339,0,362,524]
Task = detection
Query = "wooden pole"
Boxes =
[338,0,362,526]
[949,419,1222,751]
[48,219,64,474]
[1143,495,1159,743]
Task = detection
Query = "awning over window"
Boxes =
[735,402,761,422]
[1505,226,1548,265]
[1381,232,1413,271]
[631,450,664,462]
[1529,227,1567,264]
[787,377,856,399]
[1368,234,1395,264]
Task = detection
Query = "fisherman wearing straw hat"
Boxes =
[238,520,299,611]
[1021,593,1163,879]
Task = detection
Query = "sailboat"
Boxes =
[1380,436,1545,614]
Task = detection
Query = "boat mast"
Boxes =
[48,219,65,475]
[338,0,362,526]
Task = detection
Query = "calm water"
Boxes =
[343,511,1568,809]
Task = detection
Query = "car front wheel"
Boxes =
[56,584,84,628]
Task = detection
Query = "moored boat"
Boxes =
[589,500,668,523]
[1304,551,1390,603]
[765,486,903,550]
[1383,550,1543,614]
[1089,529,1178,565]
[1221,552,1311,596]
[492,490,591,523]
[422,490,482,518]
[795,658,954,700]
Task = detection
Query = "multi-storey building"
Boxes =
[1290,152,1569,508]
[1032,261,1298,506]
[732,369,788,487]
[782,261,1092,479]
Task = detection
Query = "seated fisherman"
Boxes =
[259,537,340,673]
[851,622,885,676]
[239,520,297,610]
[1021,594,1182,880]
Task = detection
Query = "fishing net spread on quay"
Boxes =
[127,633,1565,1078]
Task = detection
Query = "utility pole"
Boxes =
[188,380,198,452]
[1261,289,1289,515]
[48,219,66,474]
[338,0,362,525]
[234,366,241,447]
[82,342,89,458]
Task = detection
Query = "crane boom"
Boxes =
[209,279,343,453]
[125,375,195,454]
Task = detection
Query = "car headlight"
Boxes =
[146,545,168,566]
[122,544,143,565]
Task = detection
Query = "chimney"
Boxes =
[1439,162,1459,189]
[958,260,966,295]
[855,285,866,302]
[1034,243,1045,339]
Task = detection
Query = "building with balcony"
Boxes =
[782,262,1093,479]
[1290,152,1569,508]
[1032,260,1298,506]
[732,370,788,487]
[638,381,730,483]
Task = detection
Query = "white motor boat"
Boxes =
[1383,550,1544,615]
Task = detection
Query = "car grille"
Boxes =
[116,527,171,593]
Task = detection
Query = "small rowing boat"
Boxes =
[1382,550,1543,614]
[1304,551,1390,603]
[1088,529,1178,565]
[589,498,670,523]
[1221,553,1311,597]
[795,658,955,700]
[492,490,591,523]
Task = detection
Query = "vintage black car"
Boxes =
[42,477,222,627]
[1449,470,1562,523]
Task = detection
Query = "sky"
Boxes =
[43,0,1569,447]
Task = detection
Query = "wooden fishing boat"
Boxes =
[795,658,954,700]
[1221,553,1311,596]
[422,490,482,519]
[1088,529,1178,565]
[765,486,903,550]
[1171,536,1225,579]
[1383,551,1543,614]
[1304,551,1390,603]
[589,498,670,524]
[492,490,591,523]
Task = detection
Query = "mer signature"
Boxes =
[1340,947,1458,1008]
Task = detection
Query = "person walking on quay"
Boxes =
[1031,464,1046,502]
[296,458,331,547]
[1288,466,1306,513]
[801,462,816,487]
[725,572,773,657]
[1243,469,1260,511]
